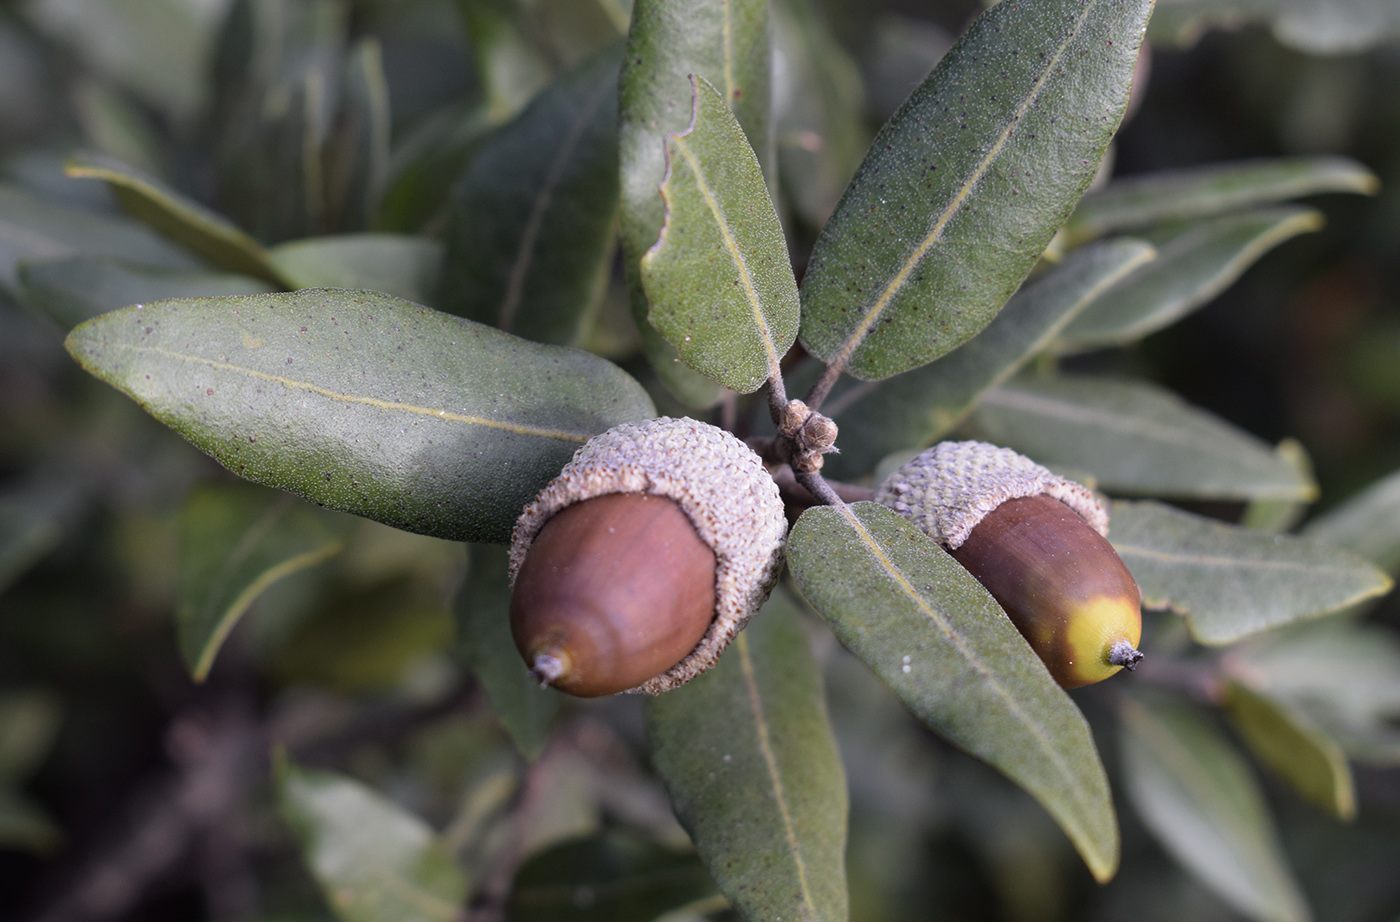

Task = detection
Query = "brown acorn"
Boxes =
[877,441,1143,688]
[508,417,788,696]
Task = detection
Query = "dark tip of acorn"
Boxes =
[1108,641,1144,671]
[530,651,567,688]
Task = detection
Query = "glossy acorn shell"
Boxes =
[950,494,1142,688]
[508,417,788,695]
[510,492,717,698]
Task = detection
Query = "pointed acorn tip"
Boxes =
[529,651,567,688]
[1108,640,1144,671]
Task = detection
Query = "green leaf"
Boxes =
[1240,440,1314,535]
[509,832,718,922]
[771,0,867,228]
[18,256,274,329]
[1148,0,1400,54]
[21,0,224,120]
[824,239,1155,479]
[642,76,799,394]
[71,78,169,179]
[1228,620,1400,765]
[374,101,495,234]
[1054,207,1324,352]
[0,475,86,596]
[645,589,848,922]
[278,759,469,922]
[787,502,1118,883]
[0,690,62,782]
[1107,500,1392,644]
[268,234,443,306]
[0,790,61,854]
[1063,157,1378,243]
[442,48,621,346]
[618,0,772,407]
[459,0,554,125]
[177,482,349,682]
[1118,694,1312,922]
[65,152,287,285]
[456,544,560,760]
[1221,680,1355,820]
[64,289,656,543]
[1303,467,1400,575]
[0,182,201,289]
[970,375,1318,501]
[797,0,1152,382]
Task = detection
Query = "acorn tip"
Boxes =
[1108,640,1144,671]
[530,652,566,688]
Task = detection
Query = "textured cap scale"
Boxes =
[876,440,1108,548]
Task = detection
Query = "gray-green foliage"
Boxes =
[5,0,1399,920]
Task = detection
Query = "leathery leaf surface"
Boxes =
[64,289,655,544]
[645,589,848,922]
[1108,500,1392,644]
[619,0,772,406]
[642,76,799,394]
[798,0,1153,381]
[787,502,1119,882]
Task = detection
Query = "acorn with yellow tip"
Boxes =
[876,441,1142,688]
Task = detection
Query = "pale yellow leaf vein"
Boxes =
[829,0,1101,373]
[834,505,1103,859]
[980,387,1310,492]
[497,73,615,333]
[194,542,343,682]
[122,344,593,442]
[735,631,817,914]
[672,135,783,378]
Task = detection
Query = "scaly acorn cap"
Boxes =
[876,441,1142,688]
[509,416,788,695]
[876,440,1108,549]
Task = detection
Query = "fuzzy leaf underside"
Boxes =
[971,375,1318,501]
[619,0,772,407]
[1108,500,1392,644]
[642,76,800,393]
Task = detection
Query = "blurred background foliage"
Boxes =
[2,0,1400,920]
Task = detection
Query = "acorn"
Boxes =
[876,441,1143,688]
[508,416,788,696]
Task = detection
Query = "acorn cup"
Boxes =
[876,441,1143,688]
[508,417,788,697]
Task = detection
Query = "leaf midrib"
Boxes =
[834,504,1110,877]
[116,343,594,442]
[735,631,818,916]
[825,0,1103,373]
